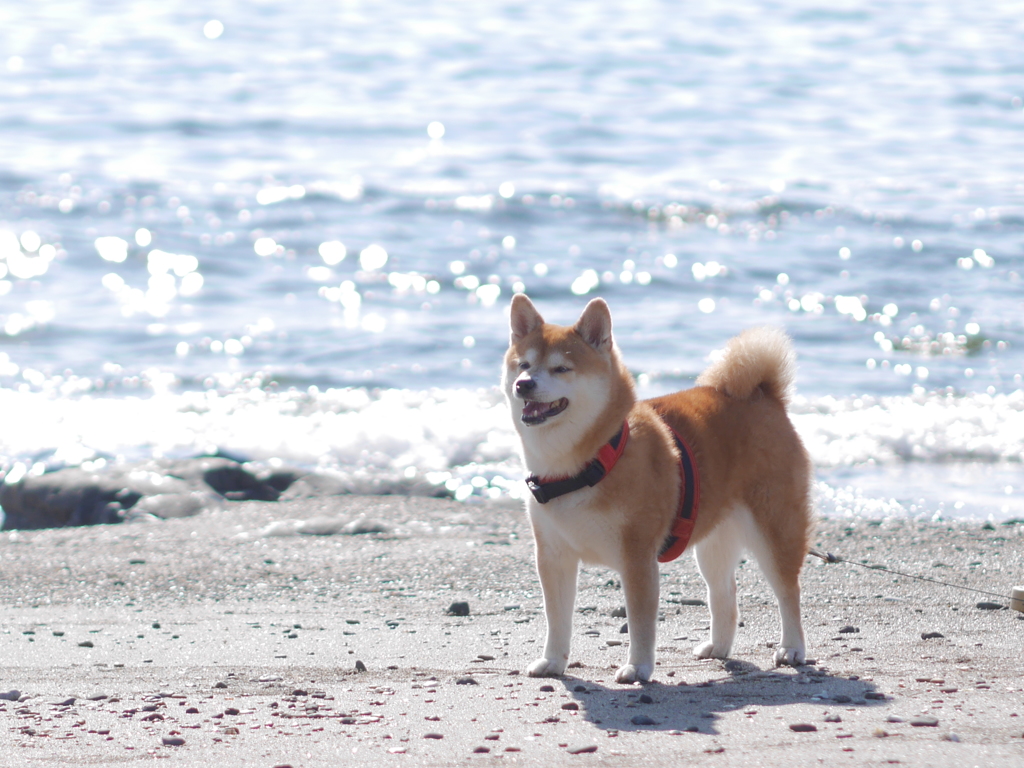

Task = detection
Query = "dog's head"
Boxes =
[502,295,634,458]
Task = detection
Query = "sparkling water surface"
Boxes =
[1,1,1023,522]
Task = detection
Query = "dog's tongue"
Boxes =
[522,401,550,418]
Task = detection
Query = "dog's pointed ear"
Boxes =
[510,294,544,343]
[574,298,613,351]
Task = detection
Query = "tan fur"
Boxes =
[503,295,813,683]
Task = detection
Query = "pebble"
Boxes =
[838,625,859,634]
[942,733,961,742]
[424,732,444,739]
[824,714,842,723]
[638,694,653,704]
[0,690,21,701]
[833,695,852,703]
[456,677,478,685]
[52,631,64,636]
[630,715,656,726]
[473,746,490,753]
[561,702,579,711]
[447,601,470,616]
[186,707,199,714]
[355,660,367,672]
[887,715,904,723]
[573,685,587,692]
[567,744,598,754]
[161,736,185,746]
[610,606,627,618]
[539,685,555,692]
[910,715,939,727]
[78,640,94,648]
[477,654,495,661]
[619,623,628,634]
[224,707,240,716]
[292,689,308,696]
[213,682,227,689]
[789,723,817,732]
[864,692,887,700]
[976,601,1004,610]
[921,631,944,639]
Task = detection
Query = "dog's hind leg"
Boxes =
[746,515,807,667]
[692,513,745,659]
[527,535,579,677]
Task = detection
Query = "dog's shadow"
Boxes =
[545,658,884,736]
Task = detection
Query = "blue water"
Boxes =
[1,1,1023,521]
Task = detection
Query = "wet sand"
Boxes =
[2,497,1023,766]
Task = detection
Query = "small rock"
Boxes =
[473,746,490,753]
[222,726,239,735]
[887,715,904,723]
[789,723,817,732]
[424,732,444,739]
[573,685,587,692]
[619,623,628,634]
[152,622,161,629]
[630,714,656,726]
[52,631,64,637]
[864,692,887,700]
[824,714,841,723]
[57,697,76,706]
[567,744,598,754]
[833,695,852,703]
[355,660,367,672]
[87,693,108,701]
[942,733,961,742]
[921,631,944,640]
[224,707,240,716]
[477,654,495,661]
[456,677,478,685]
[447,601,470,617]
[910,715,939,727]
[610,606,627,618]
[638,694,653,704]
[185,707,199,714]
[292,689,308,696]
[838,625,859,634]
[539,684,555,692]
[561,702,579,711]
[976,602,1004,610]
[873,728,889,738]
[0,690,21,701]
[78,640,94,648]
[161,736,185,746]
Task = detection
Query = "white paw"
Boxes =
[773,645,806,667]
[614,663,652,684]
[692,640,730,660]
[527,657,567,677]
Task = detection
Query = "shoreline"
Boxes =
[2,497,1023,766]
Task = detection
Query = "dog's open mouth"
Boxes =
[521,398,569,425]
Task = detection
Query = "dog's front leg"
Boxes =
[616,554,659,683]
[528,537,578,677]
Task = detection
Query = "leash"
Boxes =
[807,547,1018,605]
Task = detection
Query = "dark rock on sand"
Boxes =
[446,601,470,616]
[921,631,945,639]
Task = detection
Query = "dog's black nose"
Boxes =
[515,378,536,396]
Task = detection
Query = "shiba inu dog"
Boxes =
[503,294,812,684]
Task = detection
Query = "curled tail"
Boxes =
[696,327,796,406]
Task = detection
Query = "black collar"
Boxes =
[526,422,630,504]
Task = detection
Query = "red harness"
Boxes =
[526,419,700,562]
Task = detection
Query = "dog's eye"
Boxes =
[518,361,530,371]
[551,365,571,374]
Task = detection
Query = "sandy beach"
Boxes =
[2,496,1023,767]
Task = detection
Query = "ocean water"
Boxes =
[1,1,1022,523]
